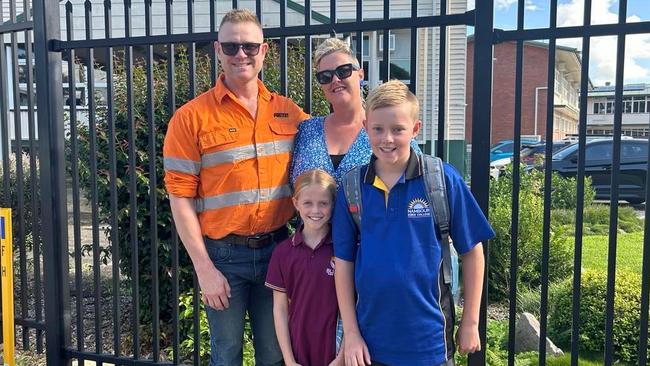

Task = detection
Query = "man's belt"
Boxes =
[219,226,289,249]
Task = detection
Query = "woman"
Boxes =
[290,38,420,187]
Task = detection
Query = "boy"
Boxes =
[333,80,495,366]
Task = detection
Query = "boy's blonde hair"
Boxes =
[365,80,420,120]
[293,169,337,201]
[219,8,262,30]
[313,38,360,69]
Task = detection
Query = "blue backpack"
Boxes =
[342,154,460,303]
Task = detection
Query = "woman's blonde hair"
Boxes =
[293,169,337,201]
[313,38,360,70]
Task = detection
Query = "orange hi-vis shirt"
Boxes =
[163,75,309,240]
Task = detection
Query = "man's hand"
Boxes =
[197,263,231,310]
[344,331,371,366]
[456,321,481,355]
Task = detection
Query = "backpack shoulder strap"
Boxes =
[421,155,453,285]
[342,166,363,234]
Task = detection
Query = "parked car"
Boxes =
[520,141,574,165]
[550,138,648,204]
[490,139,540,162]
[490,157,512,179]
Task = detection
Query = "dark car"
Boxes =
[520,141,574,165]
[550,138,648,204]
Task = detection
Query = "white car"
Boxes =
[490,157,512,179]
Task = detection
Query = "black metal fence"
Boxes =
[0,0,648,365]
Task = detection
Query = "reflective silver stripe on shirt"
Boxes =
[195,184,293,212]
[164,157,201,175]
[201,139,294,168]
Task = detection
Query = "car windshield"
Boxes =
[552,143,579,160]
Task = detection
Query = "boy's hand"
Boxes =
[456,321,481,354]
[328,349,345,366]
[344,331,371,366]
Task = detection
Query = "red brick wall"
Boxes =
[466,40,550,145]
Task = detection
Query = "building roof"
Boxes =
[588,83,650,97]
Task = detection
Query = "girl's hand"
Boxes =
[344,331,371,366]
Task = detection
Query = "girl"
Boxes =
[265,169,343,366]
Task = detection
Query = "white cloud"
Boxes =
[525,0,540,11]
[495,0,517,11]
[557,0,650,85]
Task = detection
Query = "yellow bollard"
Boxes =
[0,208,14,366]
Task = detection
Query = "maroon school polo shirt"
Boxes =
[265,228,338,366]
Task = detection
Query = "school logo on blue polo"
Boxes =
[407,198,432,218]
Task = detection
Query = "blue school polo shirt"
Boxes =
[333,150,495,366]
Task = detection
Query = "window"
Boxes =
[622,142,648,159]
[378,33,396,52]
[585,143,613,161]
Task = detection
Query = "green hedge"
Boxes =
[549,269,648,364]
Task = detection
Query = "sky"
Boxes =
[468,0,650,86]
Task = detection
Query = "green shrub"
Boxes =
[488,167,574,301]
[73,41,329,359]
[550,173,595,210]
[0,152,40,252]
[553,204,644,235]
[548,269,648,364]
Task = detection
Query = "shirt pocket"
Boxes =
[198,129,238,154]
[268,120,297,162]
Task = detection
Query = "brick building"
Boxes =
[466,37,585,146]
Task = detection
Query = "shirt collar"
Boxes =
[213,74,272,104]
[291,225,333,250]
[364,147,422,185]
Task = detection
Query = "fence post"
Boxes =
[33,0,71,364]
[469,0,494,365]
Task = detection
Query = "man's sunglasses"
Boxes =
[220,42,262,56]
[315,63,359,84]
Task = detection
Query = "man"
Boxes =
[163,9,308,366]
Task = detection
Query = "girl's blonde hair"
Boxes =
[313,38,360,70]
[293,169,337,201]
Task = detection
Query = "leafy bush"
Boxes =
[550,173,595,210]
[553,204,644,235]
[549,269,648,364]
[73,40,329,358]
[488,167,574,301]
[0,152,40,252]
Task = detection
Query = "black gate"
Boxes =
[0,0,648,365]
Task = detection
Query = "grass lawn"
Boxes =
[579,232,644,275]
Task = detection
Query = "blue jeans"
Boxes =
[204,237,283,366]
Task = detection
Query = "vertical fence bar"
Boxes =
[507,3,525,365]
[84,1,104,360]
[380,0,389,83]
[256,0,262,30]
[436,0,446,159]
[408,0,417,94]
[640,110,650,366]
[9,0,28,350]
[303,0,311,114]
[145,0,160,361]
[35,0,72,360]
[165,1,179,362]
[232,0,238,9]
[0,1,10,206]
[538,2,558,365]
[279,0,287,96]
[23,0,42,351]
[329,0,335,32]
[468,0,494,364]
[65,1,84,354]
[103,0,121,359]
[123,0,140,358]
[209,0,217,84]
[186,1,200,362]
[604,2,627,364]
[571,2,592,365]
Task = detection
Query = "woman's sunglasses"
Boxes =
[219,42,262,56]
[315,63,360,84]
